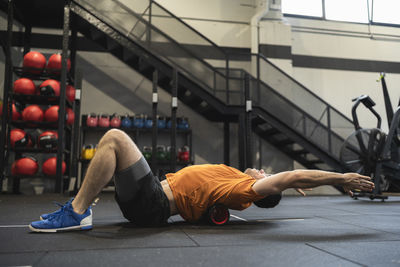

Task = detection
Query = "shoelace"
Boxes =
[46,198,99,224]
[47,204,70,225]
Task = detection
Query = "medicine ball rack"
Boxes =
[0,0,82,194]
[0,67,81,194]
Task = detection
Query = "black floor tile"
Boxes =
[0,194,398,266]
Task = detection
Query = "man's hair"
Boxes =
[253,193,282,208]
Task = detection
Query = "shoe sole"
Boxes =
[29,224,93,233]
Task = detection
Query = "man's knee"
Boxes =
[100,129,131,149]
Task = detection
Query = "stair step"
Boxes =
[263,128,280,136]
[122,48,139,65]
[292,149,309,155]
[274,139,295,146]
[139,58,155,75]
[252,116,266,125]
[90,27,106,42]
[106,37,120,50]
[307,159,324,164]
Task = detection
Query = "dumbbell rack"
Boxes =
[0,0,81,194]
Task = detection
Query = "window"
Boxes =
[325,0,369,23]
[282,0,400,26]
[372,0,400,24]
[282,0,323,17]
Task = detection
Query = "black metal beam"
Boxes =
[0,0,14,191]
[223,121,230,165]
[170,69,178,172]
[55,0,70,193]
[151,70,158,175]
[22,24,31,55]
[244,74,252,169]
[70,68,82,193]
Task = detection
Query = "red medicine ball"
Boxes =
[23,51,46,74]
[11,157,38,176]
[0,103,21,121]
[22,105,44,122]
[10,128,32,148]
[66,85,76,102]
[38,131,58,149]
[44,106,75,125]
[44,106,59,122]
[39,79,60,97]
[13,78,36,95]
[47,53,71,74]
[42,157,66,176]
[66,108,75,125]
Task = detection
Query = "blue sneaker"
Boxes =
[29,201,92,232]
[40,199,73,220]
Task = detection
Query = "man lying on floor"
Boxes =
[29,129,374,232]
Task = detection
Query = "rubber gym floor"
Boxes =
[0,193,399,267]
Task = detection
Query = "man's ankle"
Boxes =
[71,200,86,215]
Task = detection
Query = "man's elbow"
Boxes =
[282,170,302,190]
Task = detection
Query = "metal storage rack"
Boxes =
[0,0,81,193]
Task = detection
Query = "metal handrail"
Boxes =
[257,53,353,124]
[151,0,227,57]
[75,0,226,81]
[227,67,344,155]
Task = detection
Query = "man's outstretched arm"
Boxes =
[251,170,375,197]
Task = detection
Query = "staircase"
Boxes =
[2,0,355,172]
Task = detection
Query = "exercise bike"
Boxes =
[340,73,400,200]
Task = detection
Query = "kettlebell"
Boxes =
[166,117,172,129]
[110,114,121,128]
[144,115,153,129]
[142,146,152,161]
[165,146,172,161]
[82,144,95,160]
[86,113,98,127]
[133,114,144,128]
[121,114,133,128]
[179,145,190,162]
[178,117,189,130]
[156,145,166,161]
[98,113,110,128]
[157,116,166,129]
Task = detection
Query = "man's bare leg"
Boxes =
[72,129,142,214]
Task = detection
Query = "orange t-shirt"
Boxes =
[166,164,265,222]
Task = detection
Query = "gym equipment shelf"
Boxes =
[79,119,193,185]
[12,93,74,107]
[12,148,71,154]
[11,121,73,131]
[0,0,82,194]
[5,175,70,180]
[13,65,75,78]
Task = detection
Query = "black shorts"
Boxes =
[114,166,170,227]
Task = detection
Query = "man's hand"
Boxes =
[295,188,312,196]
[342,173,375,197]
